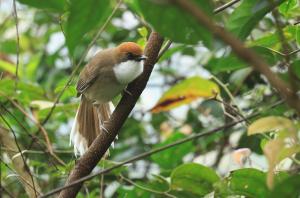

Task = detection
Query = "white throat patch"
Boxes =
[113,60,143,84]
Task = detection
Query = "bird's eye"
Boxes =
[127,53,135,60]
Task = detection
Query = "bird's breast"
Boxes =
[113,60,143,84]
[83,60,143,104]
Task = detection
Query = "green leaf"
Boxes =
[263,139,300,188]
[0,79,45,104]
[169,190,200,198]
[227,0,285,40]
[291,60,300,80]
[136,175,170,193]
[136,0,213,46]
[151,132,193,169]
[117,186,151,198]
[17,0,66,12]
[278,0,298,16]
[296,26,300,46]
[269,175,300,198]
[36,103,77,120]
[216,168,269,198]
[248,26,296,48]
[54,84,77,101]
[66,0,111,55]
[229,67,253,88]
[207,46,277,73]
[150,76,219,113]
[0,40,18,54]
[251,46,278,65]
[26,54,41,81]
[247,33,280,48]
[171,163,220,196]
[248,116,296,136]
[207,54,246,73]
[0,60,18,76]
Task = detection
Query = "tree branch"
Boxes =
[56,32,164,198]
[172,0,300,115]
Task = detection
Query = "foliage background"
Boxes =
[0,0,300,197]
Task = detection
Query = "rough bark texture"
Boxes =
[58,32,164,198]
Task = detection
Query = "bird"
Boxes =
[70,42,147,155]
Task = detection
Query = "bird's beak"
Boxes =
[136,55,148,61]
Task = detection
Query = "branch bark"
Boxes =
[57,31,164,198]
[172,0,300,115]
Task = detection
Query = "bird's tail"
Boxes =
[70,95,112,156]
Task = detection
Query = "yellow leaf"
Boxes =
[248,116,296,136]
[264,138,300,189]
[150,76,219,113]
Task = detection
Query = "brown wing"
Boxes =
[76,48,116,96]
[76,65,98,96]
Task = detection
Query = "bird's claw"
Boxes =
[100,125,109,134]
[123,88,132,96]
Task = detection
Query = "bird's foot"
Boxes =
[123,88,132,96]
[100,125,109,134]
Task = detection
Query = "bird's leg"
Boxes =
[96,106,109,134]
[100,125,109,134]
[123,87,132,96]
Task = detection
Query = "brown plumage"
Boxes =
[70,42,146,155]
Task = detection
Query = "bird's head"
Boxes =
[116,42,147,63]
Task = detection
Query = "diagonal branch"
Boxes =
[56,32,164,198]
[172,0,300,115]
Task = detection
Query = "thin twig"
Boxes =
[213,98,247,123]
[10,100,66,166]
[0,157,40,195]
[0,115,38,198]
[1,147,73,154]
[12,0,20,90]
[7,98,54,157]
[288,48,300,56]
[213,0,241,14]
[0,185,15,198]
[0,104,63,167]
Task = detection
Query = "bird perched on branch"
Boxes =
[70,42,147,155]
